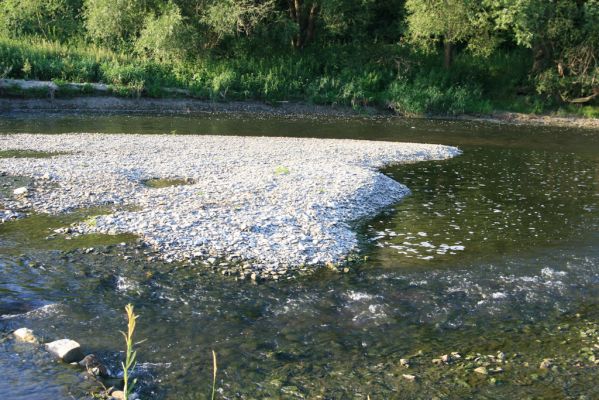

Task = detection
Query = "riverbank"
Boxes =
[0,134,459,279]
[2,95,599,130]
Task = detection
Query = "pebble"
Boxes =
[474,366,488,375]
[0,134,459,278]
[402,374,417,381]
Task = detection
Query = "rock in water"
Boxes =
[474,366,488,375]
[13,328,38,344]
[13,187,28,196]
[45,339,84,363]
[110,390,138,400]
[79,354,109,377]
[110,390,125,400]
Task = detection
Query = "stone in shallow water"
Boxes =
[13,186,28,196]
[402,374,417,381]
[13,327,38,344]
[79,354,110,377]
[474,366,488,375]
[45,339,84,363]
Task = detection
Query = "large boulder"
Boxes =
[45,339,84,363]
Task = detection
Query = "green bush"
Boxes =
[385,77,492,116]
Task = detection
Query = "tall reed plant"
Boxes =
[121,304,139,400]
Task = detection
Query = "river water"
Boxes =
[0,113,598,399]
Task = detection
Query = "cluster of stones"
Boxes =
[11,327,131,399]
[0,134,460,278]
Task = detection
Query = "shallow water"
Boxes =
[0,113,598,399]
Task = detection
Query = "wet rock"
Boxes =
[432,358,443,365]
[474,366,488,375]
[280,386,304,398]
[45,339,84,363]
[399,358,410,368]
[13,327,38,344]
[79,354,109,377]
[539,358,553,369]
[13,187,28,196]
[402,374,416,382]
[110,390,125,400]
[110,390,138,400]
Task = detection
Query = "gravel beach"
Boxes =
[0,134,459,277]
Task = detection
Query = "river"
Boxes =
[1,113,598,399]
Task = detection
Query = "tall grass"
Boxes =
[2,36,583,116]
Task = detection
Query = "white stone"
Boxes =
[13,187,28,196]
[45,339,84,363]
[13,327,38,344]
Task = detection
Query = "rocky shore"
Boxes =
[0,134,459,277]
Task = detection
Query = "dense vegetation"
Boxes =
[0,0,597,116]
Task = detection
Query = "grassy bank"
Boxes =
[1,37,597,118]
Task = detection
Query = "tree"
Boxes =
[0,0,82,41]
[202,0,275,39]
[493,0,599,101]
[287,0,320,48]
[135,2,188,63]
[405,0,497,69]
[83,0,153,50]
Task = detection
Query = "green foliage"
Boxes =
[0,0,596,114]
[0,0,82,41]
[135,2,187,63]
[202,0,275,40]
[386,76,492,116]
[405,0,498,56]
[83,0,149,50]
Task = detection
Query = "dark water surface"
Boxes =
[1,113,598,399]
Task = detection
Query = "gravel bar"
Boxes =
[0,134,460,277]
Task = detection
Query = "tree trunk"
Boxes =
[532,41,552,74]
[444,40,453,69]
[289,0,319,49]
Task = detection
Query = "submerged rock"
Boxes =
[79,354,109,377]
[474,366,488,375]
[45,339,84,363]
[110,390,125,400]
[13,327,38,344]
[13,186,28,196]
